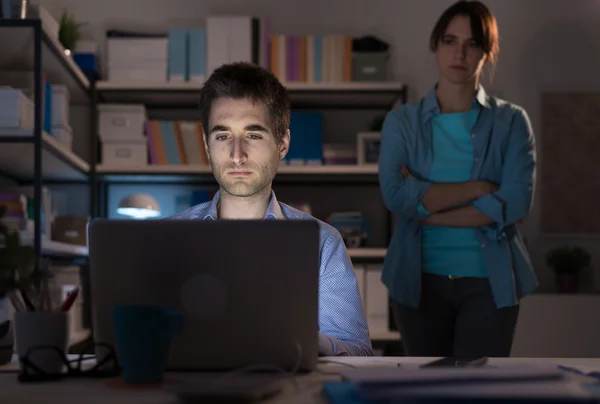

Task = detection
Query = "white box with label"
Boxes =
[102,138,148,167]
[98,104,146,141]
[51,84,69,127]
[0,88,34,129]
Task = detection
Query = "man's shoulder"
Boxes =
[279,203,343,243]
[166,201,211,219]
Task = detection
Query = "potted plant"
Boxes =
[546,245,591,293]
[0,206,37,365]
[58,9,86,53]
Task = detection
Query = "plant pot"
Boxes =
[0,320,14,365]
[556,272,579,294]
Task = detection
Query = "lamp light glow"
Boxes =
[117,194,161,219]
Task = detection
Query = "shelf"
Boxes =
[0,129,89,181]
[370,330,401,341]
[95,163,378,183]
[0,19,90,103]
[69,329,91,347]
[347,248,387,259]
[19,233,88,257]
[96,80,406,108]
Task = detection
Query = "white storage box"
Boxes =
[107,38,168,66]
[0,87,34,130]
[52,124,73,150]
[102,138,148,167]
[98,104,147,141]
[51,85,69,127]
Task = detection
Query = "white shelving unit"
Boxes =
[370,330,400,341]
[96,80,405,92]
[96,80,406,108]
[19,233,88,257]
[347,248,387,259]
[0,129,89,181]
[0,18,403,353]
[96,163,377,176]
[0,19,92,259]
[0,19,90,103]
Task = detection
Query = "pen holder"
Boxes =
[0,320,14,365]
[13,311,69,374]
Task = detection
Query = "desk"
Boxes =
[2,356,600,403]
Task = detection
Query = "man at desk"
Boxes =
[168,61,373,357]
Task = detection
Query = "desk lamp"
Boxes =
[117,194,161,219]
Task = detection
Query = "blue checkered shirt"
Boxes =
[168,190,374,356]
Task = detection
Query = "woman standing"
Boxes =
[378,0,537,357]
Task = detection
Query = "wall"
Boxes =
[33,0,600,291]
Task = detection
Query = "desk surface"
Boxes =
[2,356,600,403]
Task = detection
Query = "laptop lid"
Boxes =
[88,219,320,372]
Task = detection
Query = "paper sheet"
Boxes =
[357,379,596,400]
[559,364,600,379]
[340,365,565,385]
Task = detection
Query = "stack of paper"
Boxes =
[322,366,598,403]
[559,364,600,379]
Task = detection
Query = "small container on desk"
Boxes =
[13,311,69,375]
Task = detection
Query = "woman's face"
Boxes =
[435,15,487,85]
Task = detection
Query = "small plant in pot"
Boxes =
[58,9,86,53]
[546,245,591,294]
[0,206,39,365]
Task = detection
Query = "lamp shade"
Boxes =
[117,194,161,219]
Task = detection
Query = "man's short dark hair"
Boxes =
[199,62,291,145]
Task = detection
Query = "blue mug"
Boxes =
[112,304,183,384]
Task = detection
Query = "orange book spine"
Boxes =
[195,121,209,165]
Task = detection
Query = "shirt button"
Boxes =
[481,244,486,248]
[474,157,479,162]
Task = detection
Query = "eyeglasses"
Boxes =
[18,341,121,383]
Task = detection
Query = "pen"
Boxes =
[8,291,25,312]
[19,287,36,311]
[59,287,79,312]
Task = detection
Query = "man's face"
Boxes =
[204,97,289,198]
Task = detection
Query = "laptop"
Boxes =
[87,219,320,372]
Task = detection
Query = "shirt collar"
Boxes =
[422,84,491,120]
[203,190,284,220]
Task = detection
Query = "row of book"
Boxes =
[104,16,382,84]
[109,111,367,167]
[144,120,208,166]
[270,34,353,83]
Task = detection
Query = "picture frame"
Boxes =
[356,131,381,166]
